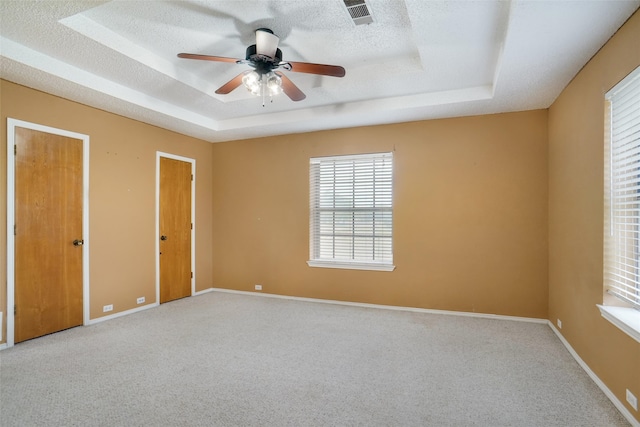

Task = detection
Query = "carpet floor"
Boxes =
[0,291,630,426]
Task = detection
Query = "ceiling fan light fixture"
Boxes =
[242,71,283,98]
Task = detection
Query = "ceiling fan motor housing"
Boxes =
[245,45,283,73]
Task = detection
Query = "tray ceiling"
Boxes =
[1,1,638,142]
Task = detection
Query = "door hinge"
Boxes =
[191,174,194,181]
[191,272,193,278]
[14,224,16,236]
[14,145,17,155]
[14,304,17,315]
[191,223,193,230]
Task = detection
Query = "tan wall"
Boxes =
[0,80,215,343]
[211,110,549,318]
[0,81,549,345]
[548,10,640,421]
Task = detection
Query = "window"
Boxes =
[604,65,640,311]
[308,152,394,271]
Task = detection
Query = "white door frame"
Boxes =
[5,118,90,348]
[155,152,196,304]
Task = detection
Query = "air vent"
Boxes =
[343,0,373,26]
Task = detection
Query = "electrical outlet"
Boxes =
[627,389,638,411]
[136,297,145,304]
[103,304,113,313]
[255,284,262,291]
[557,319,562,329]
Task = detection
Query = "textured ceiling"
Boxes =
[1,0,638,142]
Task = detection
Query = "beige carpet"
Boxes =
[0,291,630,426]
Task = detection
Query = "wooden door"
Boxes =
[159,157,192,303]
[14,127,84,342]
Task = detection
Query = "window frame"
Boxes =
[600,65,640,343]
[307,152,395,272]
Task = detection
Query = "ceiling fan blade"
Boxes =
[286,61,346,77]
[178,53,241,63]
[215,71,248,95]
[255,28,279,59]
[276,72,306,102]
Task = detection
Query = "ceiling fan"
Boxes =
[178,28,346,103]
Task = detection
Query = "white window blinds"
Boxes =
[309,152,393,268]
[606,65,640,309]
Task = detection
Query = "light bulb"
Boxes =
[242,71,262,96]
[265,72,283,96]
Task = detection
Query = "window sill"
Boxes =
[597,305,640,344]
[307,260,396,272]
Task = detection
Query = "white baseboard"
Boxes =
[86,302,159,325]
[548,322,640,427]
[208,287,548,324]
[1,291,213,349]
[89,289,213,324]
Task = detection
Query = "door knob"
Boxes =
[160,235,168,241]
[73,239,84,246]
